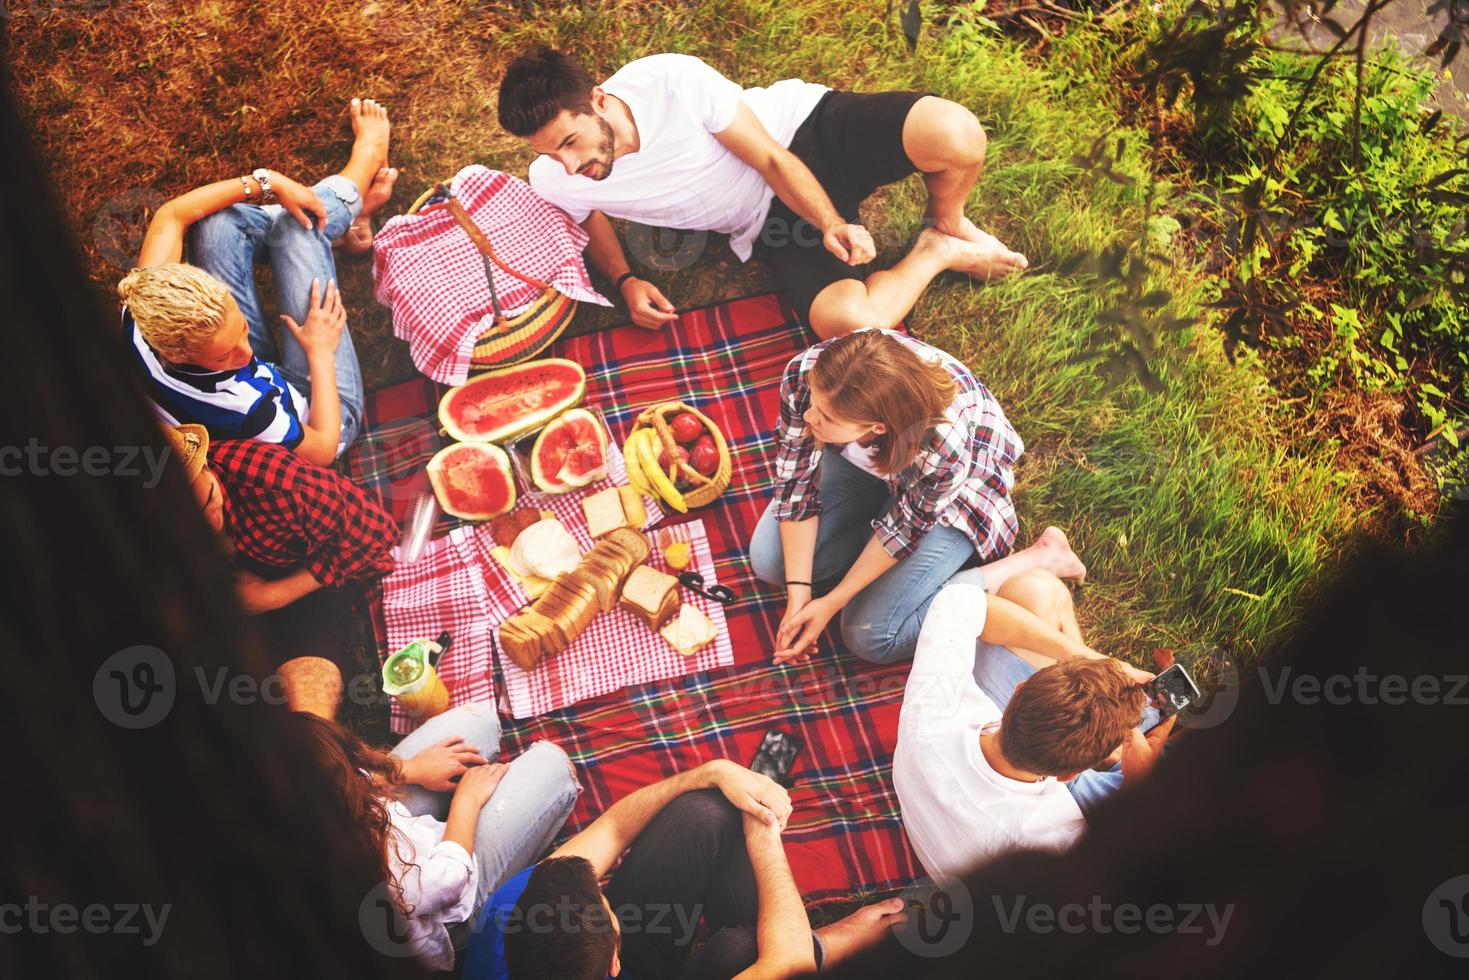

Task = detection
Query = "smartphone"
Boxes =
[749,729,802,787]
[1139,663,1201,733]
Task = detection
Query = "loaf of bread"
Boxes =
[496,528,651,670]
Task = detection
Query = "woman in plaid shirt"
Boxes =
[750,329,1085,664]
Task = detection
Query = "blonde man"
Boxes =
[121,99,398,465]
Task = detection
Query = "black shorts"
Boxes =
[238,555,360,673]
[755,89,933,326]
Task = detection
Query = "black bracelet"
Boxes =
[786,580,812,588]
[614,271,639,293]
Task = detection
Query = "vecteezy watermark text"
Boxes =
[993,894,1234,946]
[0,896,170,947]
[1,439,172,487]
[1259,666,1469,706]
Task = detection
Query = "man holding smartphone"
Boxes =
[893,569,1172,881]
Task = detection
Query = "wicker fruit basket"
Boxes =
[629,401,732,509]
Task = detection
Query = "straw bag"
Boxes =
[408,181,577,370]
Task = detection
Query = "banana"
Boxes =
[623,429,654,498]
[636,427,687,513]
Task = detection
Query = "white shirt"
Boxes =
[893,584,1086,881]
[386,799,478,972]
[528,53,829,261]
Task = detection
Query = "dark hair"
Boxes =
[498,47,597,137]
[504,856,617,980]
[0,74,423,979]
[1000,657,1144,776]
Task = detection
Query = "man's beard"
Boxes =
[588,115,616,180]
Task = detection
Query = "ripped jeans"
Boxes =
[389,702,580,925]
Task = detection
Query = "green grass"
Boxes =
[5,0,1374,736]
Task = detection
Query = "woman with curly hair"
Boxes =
[288,705,579,972]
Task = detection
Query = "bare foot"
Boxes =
[338,166,399,256]
[928,214,1028,279]
[348,97,391,165]
[814,898,906,967]
[913,226,1027,281]
[1032,525,1086,582]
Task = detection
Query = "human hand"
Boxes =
[269,172,329,231]
[621,277,678,329]
[1120,715,1174,783]
[280,278,345,359]
[822,222,876,265]
[705,759,792,829]
[773,595,836,664]
[403,736,490,792]
[452,761,509,808]
[1120,661,1157,687]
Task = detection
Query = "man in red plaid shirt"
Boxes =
[167,424,398,717]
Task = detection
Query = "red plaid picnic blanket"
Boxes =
[371,165,612,385]
[353,293,925,905]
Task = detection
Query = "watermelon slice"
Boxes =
[426,443,517,520]
[439,358,587,443]
[529,408,608,492]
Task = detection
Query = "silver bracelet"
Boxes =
[240,174,254,200]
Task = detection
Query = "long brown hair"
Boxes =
[288,712,418,916]
[807,330,958,475]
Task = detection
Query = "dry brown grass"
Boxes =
[4,0,779,389]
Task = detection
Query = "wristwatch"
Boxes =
[251,168,276,204]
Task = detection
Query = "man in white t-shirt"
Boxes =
[893,569,1172,881]
[497,48,1028,338]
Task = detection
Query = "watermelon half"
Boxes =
[426,442,517,520]
[529,408,608,492]
[439,358,587,444]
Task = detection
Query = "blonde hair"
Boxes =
[118,264,232,362]
[808,331,958,475]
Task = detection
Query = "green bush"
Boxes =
[1210,42,1469,444]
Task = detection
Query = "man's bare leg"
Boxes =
[902,96,1027,276]
[995,568,1084,643]
[336,98,398,256]
[807,226,1010,338]
[950,525,1086,595]
[278,656,343,719]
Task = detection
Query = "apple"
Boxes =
[689,435,719,476]
[670,412,705,445]
[659,444,690,471]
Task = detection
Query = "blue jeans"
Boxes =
[389,702,580,930]
[970,642,1125,816]
[749,448,976,664]
[187,174,365,456]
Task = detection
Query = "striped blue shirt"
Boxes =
[124,307,309,448]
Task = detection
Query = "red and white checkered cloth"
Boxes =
[494,517,734,719]
[371,165,611,385]
[379,440,684,732]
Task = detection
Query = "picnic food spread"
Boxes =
[496,526,653,670]
[424,442,516,520]
[623,401,732,514]
[437,357,587,443]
